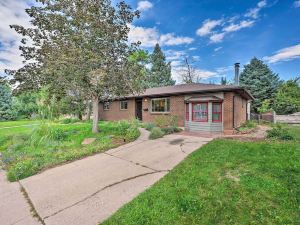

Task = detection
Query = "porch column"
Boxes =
[189,102,192,121]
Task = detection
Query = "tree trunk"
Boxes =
[92,96,99,133]
[86,100,92,121]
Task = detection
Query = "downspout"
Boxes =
[232,96,235,129]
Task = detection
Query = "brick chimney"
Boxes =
[234,63,240,86]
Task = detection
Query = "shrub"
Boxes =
[267,124,294,141]
[149,127,164,139]
[29,123,66,147]
[116,120,131,135]
[237,120,257,132]
[7,159,41,182]
[144,123,155,131]
[161,126,182,135]
[61,118,81,124]
[154,115,178,128]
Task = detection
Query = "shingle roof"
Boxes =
[132,83,254,100]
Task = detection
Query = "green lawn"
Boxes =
[103,126,300,225]
[0,120,139,181]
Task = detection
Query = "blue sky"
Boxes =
[1,0,300,83]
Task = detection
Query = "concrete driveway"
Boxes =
[5,129,211,225]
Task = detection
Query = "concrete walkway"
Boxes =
[2,129,211,225]
[0,170,40,225]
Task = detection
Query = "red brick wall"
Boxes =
[234,94,247,127]
[98,99,136,121]
[223,92,247,133]
[142,96,185,127]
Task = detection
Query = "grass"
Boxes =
[0,120,41,128]
[103,125,300,225]
[0,119,140,181]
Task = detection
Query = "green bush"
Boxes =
[161,126,182,135]
[29,123,66,147]
[267,124,294,141]
[7,159,41,182]
[149,127,164,139]
[144,123,155,131]
[154,115,178,128]
[60,118,81,124]
[237,120,257,132]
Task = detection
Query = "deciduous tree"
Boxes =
[7,0,144,133]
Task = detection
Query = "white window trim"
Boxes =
[103,102,110,111]
[120,100,128,110]
[151,97,170,113]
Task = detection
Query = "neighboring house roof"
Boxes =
[131,83,254,100]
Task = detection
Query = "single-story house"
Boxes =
[99,83,254,134]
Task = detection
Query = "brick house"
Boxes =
[99,83,253,134]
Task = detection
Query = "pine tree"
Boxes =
[240,57,281,112]
[220,77,227,85]
[147,44,175,87]
[0,83,14,121]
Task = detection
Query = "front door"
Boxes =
[136,100,142,121]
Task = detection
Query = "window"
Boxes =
[103,102,110,110]
[192,102,208,122]
[212,102,222,122]
[151,98,170,113]
[120,101,128,110]
[186,103,189,121]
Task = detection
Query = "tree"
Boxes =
[147,44,175,87]
[273,77,300,114]
[239,57,281,112]
[12,92,39,119]
[179,57,201,84]
[7,0,144,133]
[220,77,228,85]
[0,82,14,121]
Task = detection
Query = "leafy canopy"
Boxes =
[273,78,300,114]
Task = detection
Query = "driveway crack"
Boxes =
[43,170,167,220]
[104,152,161,172]
[18,182,45,225]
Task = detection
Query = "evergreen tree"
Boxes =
[220,77,228,85]
[0,82,14,121]
[147,44,175,87]
[240,57,281,112]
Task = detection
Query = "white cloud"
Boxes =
[294,0,300,7]
[263,44,300,63]
[245,0,267,19]
[0,0,32,74]
[137,1,153,11]
[188,47,197,51]
[214,47,223,52]
[223,20,255,32]
[196,19,223,36]
[172,66,218,83]
[210,33,226,43]
[128,25,193,47]
[165,50,186,61]
[198,0,268,44]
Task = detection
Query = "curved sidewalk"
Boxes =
[4,129,212,225]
